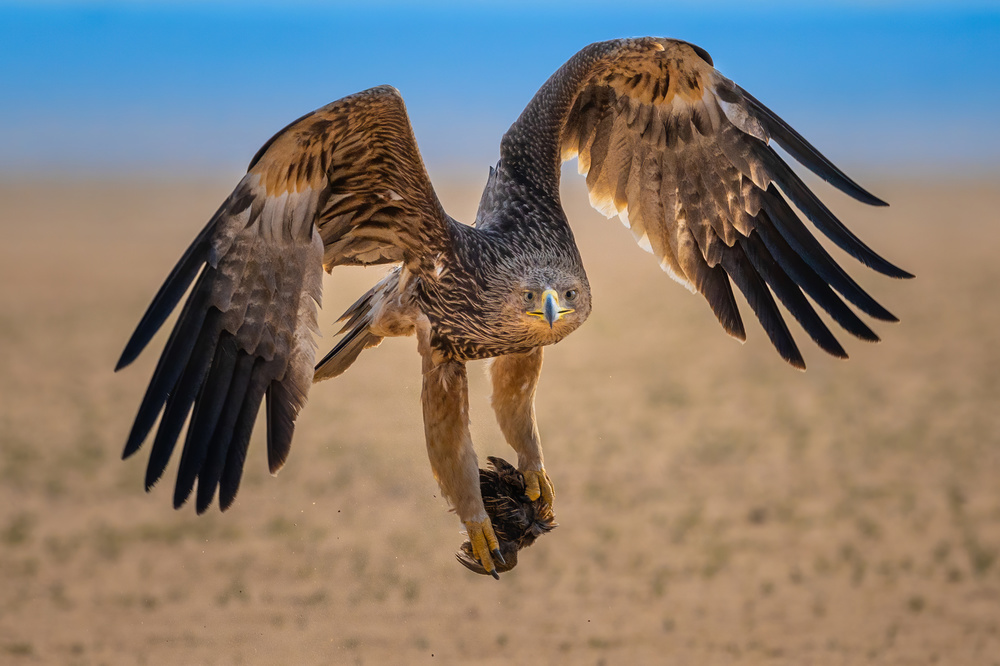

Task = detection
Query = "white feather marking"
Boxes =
[659,257,696,293]
[719,98,768,143]
[259,192,290,244]
[702,95,723,131]
[636,231,653,254]
[386,190,403,201]
[290,189,317,240]
[305,227,324,305]
[209,204,252,268]
[588,190,618,218]
[326,192,351,207]
[618,207,631,230]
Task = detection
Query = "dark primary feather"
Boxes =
[194,350,255,513]
[219,360,274,510]
[266,380,298,475]
[115,218,217,372]
[144,307,223,492]
[121,268,214,460]
[759,185,898,322]
[752,210,880,343]
[699,264,746,342]
[742,231,848,359]
[174,334,239,509]
[720,82,888,208]
[719,243,805,369]
[755,144,912,279]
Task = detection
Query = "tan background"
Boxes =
[1,174,998,664]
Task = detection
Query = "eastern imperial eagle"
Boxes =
[117,38,910,578]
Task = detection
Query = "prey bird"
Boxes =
[117,38,911,578]
[456,457,557,576]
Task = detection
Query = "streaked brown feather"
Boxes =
[249,86,451,272]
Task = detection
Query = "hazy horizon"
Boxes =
[2,2,998,178]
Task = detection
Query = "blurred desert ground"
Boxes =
[1,171,999,665]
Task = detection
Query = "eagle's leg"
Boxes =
[417,317,504,578]
[488,348,555,513]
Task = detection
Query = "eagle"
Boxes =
[116,38,910,578]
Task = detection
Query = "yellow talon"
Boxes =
[464,517,503,579]
[522,468,555,510]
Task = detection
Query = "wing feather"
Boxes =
[116,215,218,371]
[719,243,804,369]
[742,231,848,358]
[753,210,879,343]
[195,350,255,514]
[755,143,911,278]
[118,86,448,511]
[174,334,239,509]
[760,185,897,322]
[122,267,214,460]
[501,37,909,366]
[219,359,274,511]
[144,308,224,491]
[720,82,888,207]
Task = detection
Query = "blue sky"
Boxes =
[1,1,998,176]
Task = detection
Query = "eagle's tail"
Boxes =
[313,270,399,382]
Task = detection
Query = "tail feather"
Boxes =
[314,270,401,382]
[314,325,384,381]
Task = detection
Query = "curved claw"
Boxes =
[522,468,555,510]
[464,517,502,579]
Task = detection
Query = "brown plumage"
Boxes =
[456,457,557,576]
[116,38,910,578]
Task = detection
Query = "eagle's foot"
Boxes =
[521,468,555,515]
[463,516,504,580]
[456,457,558,576]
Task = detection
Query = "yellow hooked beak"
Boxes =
[528,289,575,328]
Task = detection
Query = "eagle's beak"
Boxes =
[534,289,574,329]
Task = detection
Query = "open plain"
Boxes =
[0,174,998,664]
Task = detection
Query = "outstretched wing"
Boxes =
[500,38,912,368]
[116,86,448,512]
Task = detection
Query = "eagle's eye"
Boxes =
[564,289,577,301]
[522,291,536,304]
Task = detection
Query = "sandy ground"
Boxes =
[0,173,998,665]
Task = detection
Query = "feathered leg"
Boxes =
[417,316,504,578]
[488,348,555,512]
